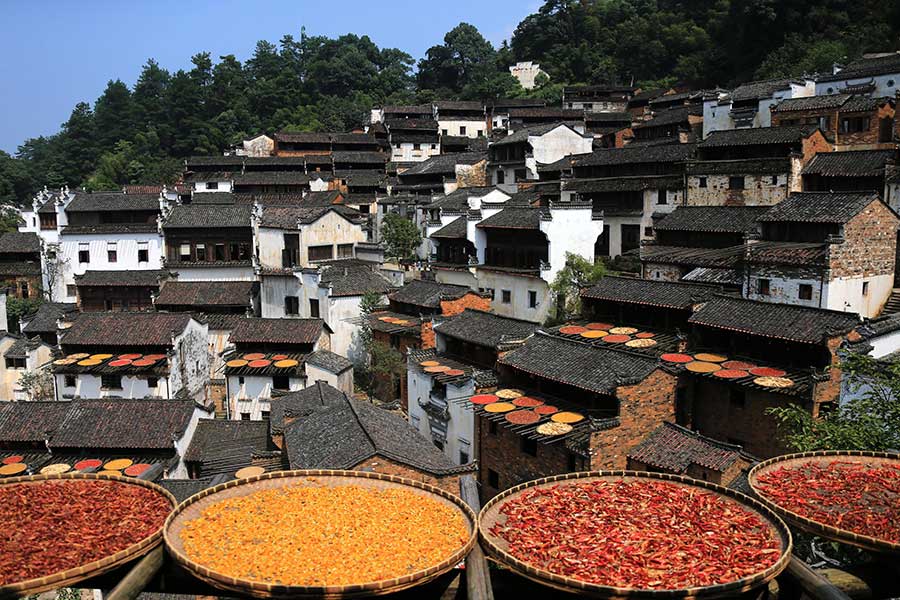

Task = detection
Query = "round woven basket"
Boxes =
[163,469,477,599]
[0,472,175,598]
[479,470,792,599]
[748,450,900,554]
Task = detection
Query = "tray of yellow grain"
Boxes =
[164,470,477,598]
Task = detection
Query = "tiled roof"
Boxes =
[688,295,860,344]
[3,336,44,359]
[158,478,219,503]
[818,53,900,82]
[163,203,252,229]
[229,318,325,345]
[398,152,486,177]
[628,422,745,474]
[434,309,537,349]
[423,186,499,210]
[232,171,310,186]
[654,206,768,233]
[60,312,193,347]
[273,131,332,144]
[0,262,42,277]
[0,232,40,254]
[389,279,472,309]
[681,267,744,286]
[332,151,388,164]
[634,105,700,128]
[699,125,816,148]
[492,123,577,147]
[282,386,465,475]
[184,419,270,462]
[686,158,791,175]
[155,280,257,307]
[507,107,583,119]
[746,241,827,266]
[731,78,801,102]
[269,381,350,434]
[581,276,718,310]
[0,401,72,443]
[584,111,632,123]
[318,260,394,297]
[185,155,247,168]
[259,205,361,229]
[476,207,544,229]
[430,217,468,239]
[21,302,77,335]
[300,190,344,206]
[66,191,160,212]
[772,93,851,112]
[640,244,745,268]
[338,170,386,187]
[74,269,167,287]
[434,100,484,111]
[563,175,683,194]
[758,191,881,223]
[573,143,696,166]
[802,150,896,178]
[498,331,660,395]
[384,118,438,130]
[382,105,433,115]
[51,399,197,450]
[305,349,353,374]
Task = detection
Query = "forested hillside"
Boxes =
[2,0,899,204]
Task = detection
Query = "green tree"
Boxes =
[18,369,55,401]
[6,296,42,333]
[93,79,137,149]
[549,252,606,322]
[418,23,498,94]
[769,352,900,452]
[381,214,422,260]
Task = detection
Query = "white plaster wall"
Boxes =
[305,362,353,395]
[530,127,594,166]
[703,98,736,138]
[885,182,900,215]
[475,269,550,323]
[194,180,233,193]
[257,212,366,270]
[391,142,440,162]
[171,318,210,401]
[437,119,486,138]
[816,73,900,97]
[325,295,369,362]
[407,368,475,465]
[169,266,256,282]
[171,404,215,477]
[745,274,824,308]
[433,267,478,289]
[55,372,171,400]
[643,262,684,282]
[868,329,900,359]
[259,274,301,319]
[229,374,305,420]
[824,274,893,318]
[540,207,600,283]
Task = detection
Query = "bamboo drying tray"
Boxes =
[479,470,792,599]
[748,450,900,554]
[0,472,175,599]
[164,469,478,599]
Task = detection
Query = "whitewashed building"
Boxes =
[702,78,815,137]
[816,53,900,98]
[487,123,593,193]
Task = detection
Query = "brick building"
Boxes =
[0,232,42,300]
[472,330,678,500]
[770,94,895,150]
[687,126,832,207]
[801,149,897,193]
[631,105,703,144]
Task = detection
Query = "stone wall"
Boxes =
[352,456,463,496]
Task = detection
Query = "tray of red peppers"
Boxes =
[749,450,900,554]
[0,472,175,597]
[480,471,791,598]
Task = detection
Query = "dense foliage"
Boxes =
[3,1,899,204]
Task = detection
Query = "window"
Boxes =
[584,103,593,110]
[728,176,745,190]
[195,244,206,262]
[138,243,149,263]
[644,226,654,237]
[413,143,421,150]
[459,450,469,464]
[207,181,219,191]
[799,284,812,300]
[758,278,770,296]
[528,290,537,308]
[107,242,117,263]
[818,116,831,130]
[771,175,779,185]
[567,453,578,472]
[431,144,437,150]
[433,439,444,451]
[729,389,746,408]
[441,129,448,136]
[657,189,668,205]
[487,469,499,488]
[272,375,290,390]
[64,375,76,387]
[501,289,511,304]
[459,126,466,135]
[20,281,28,298]
[521,437,538,457]
[214,243,225,261]
[496,170,505,185]
[101,374,122,390]
[147,377,158,388]
[179,243,191,261]
[238,376,245,385]
[889,80,895,88]
[309,244,333,262]
[241,412,251,421]
[309,298,320,318]
[514,169,527,182]
[477,130,484,137]
[262,411,270,420]
[337,243,354,258]
[66,284,77,298]
[863,281,869,296]
[78,244,89,264]
[5,357,25,369]
[285,296,299,315]
[840,116,870,133]
[488,421,498,435]
[698,176,707,188]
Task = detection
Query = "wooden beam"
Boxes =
[459,475,493,600]
[784,557,852,600]
[105,546,164,600]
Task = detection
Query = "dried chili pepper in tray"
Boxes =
[0,479,171,586]
[489,478,782,590]
[754,459,900,544]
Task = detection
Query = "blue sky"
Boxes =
[0,0,541,154]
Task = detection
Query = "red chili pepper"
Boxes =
[0,479,170,585]
[490,479,781,590]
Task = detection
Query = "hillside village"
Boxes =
[4,49,900,591]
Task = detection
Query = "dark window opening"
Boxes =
[863,281,869,296]
[496,170,505,185]
[567,453,578,471]
[488,421,498,435]
[214,244,225,261]
[138,248,149,262]
[309,245,333,262]
[460,126,466,135]
[207,181,219,190]
[101,374,122,390]
[107,249,117,263]
[433,439,444,451]
[487,469,499,488]
[78,249,89,264]
[272,375,290,390]
[799,284,812,300]
[147,377,159,388]
[521,437,538,457]
[657,189,668,205]
[728,176,745,190]
[309,298,320,318]
[698,176,707,188]
[195,244,206,262]
[64,375,76,387]
[758,278,770,296]
[528,290,537,308]
[501,289,511,304]
[337,243,354,258]
[285,296,299,315]
[241,412,251,420]
[459,450,469,464]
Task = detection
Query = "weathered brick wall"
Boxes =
[829,201,897,279]
[440,292,492,317]
[686,174,788,206]
[352,456,463,496]
[835,103,895,147]
[626,456,749,486]
[642,262,684,282]
[476,415,587,501]
[456,160,489,188]
[589,369,678,469]
[801,130,833,166]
